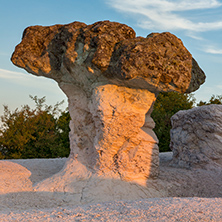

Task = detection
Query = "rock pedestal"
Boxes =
[62,82,158,181]
[11,21,205,192]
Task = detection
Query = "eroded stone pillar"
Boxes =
[11,20,205,191]
[60,82,158,181]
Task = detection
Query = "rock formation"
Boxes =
[170,104,222,169]
[11,21,205,192]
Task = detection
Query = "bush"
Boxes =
[0,96,70,159]
[151,92,195,152]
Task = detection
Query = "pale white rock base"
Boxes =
[33,83,160,200]
[33,158,165,206]
[0,154,221,213]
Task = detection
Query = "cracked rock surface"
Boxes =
[11,20,205,196]
[170,104,222,169]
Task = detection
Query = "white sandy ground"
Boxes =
[0,153,221,221]
[1,197,222,221]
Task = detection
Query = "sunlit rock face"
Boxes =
[170,105,222,169]
[11,20,205,188]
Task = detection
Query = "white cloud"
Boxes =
[0,68,68,116]
[216,85,222,89]
[107,0,222,33]
[0,68,27,80]
[204,47,222,54]
[186,32,204,40]
[0,68,59,94]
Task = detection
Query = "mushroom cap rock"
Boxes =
[11,20,205,93]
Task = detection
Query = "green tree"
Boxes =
[197,95,222,106]
[0,96,70,159]
[151,91,195,152]
[54,110,71,157]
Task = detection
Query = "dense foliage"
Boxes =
[0,96,70,159]
[151,92,195,152]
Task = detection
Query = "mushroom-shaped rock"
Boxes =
[11,21,205,199]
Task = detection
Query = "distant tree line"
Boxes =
[0,93,221,159]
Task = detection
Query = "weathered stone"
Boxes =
[11,21,205,94]
[170,105,222,169]
[11,20,205,190]
[107,33,205,93]
[60,82,158,183]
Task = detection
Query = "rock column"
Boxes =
[11,20,205,190]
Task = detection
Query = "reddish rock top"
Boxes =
[11,20,205,93]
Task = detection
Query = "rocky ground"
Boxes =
[1,197,222,221]
[0,152,221,221]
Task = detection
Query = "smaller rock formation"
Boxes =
[170,105,222,169]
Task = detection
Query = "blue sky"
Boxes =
[0,0,222,115]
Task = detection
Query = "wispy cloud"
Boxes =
[204,47,222,54]
[0,68,68,115]
[0,68,59,94]
[0,68,27,80]
[106,0,222,33]
[186,32,204,40]
[216,85,222,89]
